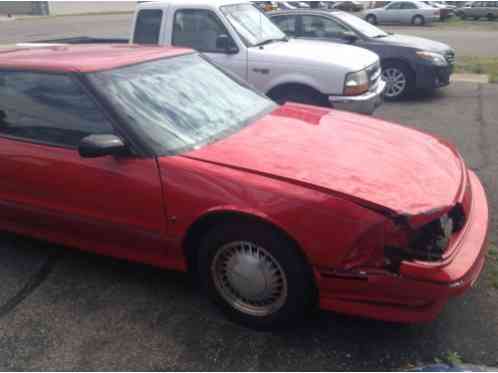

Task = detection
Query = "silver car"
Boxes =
[365,0,441,25]
[459,1,498,20]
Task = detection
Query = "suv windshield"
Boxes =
[335,12,387,38]
[221,3,287,46]
[88,53,275,155]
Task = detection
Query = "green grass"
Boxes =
[455,56,498,83]
[439,17,498,30]
[436,351,464,366]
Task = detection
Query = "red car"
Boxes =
[0,44,488,329]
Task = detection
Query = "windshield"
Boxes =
[335,12,388,38]
[221,3,286,46]
[88,54,275,155]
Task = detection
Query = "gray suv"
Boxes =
[269,9,455,100]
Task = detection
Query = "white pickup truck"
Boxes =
[130,0,386,114]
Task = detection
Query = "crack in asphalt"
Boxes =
[0,252,59,319]
[476,84,492,172]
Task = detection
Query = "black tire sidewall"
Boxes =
[197,222,315,330]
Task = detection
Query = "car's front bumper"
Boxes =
[329,79,386,115]
[316,171,489,323]
[416,62,454,90]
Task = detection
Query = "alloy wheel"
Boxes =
[382,67,407,98]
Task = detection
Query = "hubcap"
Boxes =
[382,67,407,98]
[211,241,288,317]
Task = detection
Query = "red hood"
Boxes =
[182,104,465,217]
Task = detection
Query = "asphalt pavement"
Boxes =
[0,82,497,370]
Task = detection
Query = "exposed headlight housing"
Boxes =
[416,51,448,66]
[344,69,369,96]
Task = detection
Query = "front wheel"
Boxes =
[382,61,414,100]
[198,222,316,330]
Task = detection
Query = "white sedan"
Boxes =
[365,0,441,25]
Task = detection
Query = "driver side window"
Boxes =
[172,9,235,53]
[386,2,403,10]
[0,71,114,148]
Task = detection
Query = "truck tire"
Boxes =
[269,85,330,108]
[487,13,495,21]
[197,221,316,330]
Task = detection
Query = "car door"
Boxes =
[0,70,168,260]
[382,2,403,23]
[468,1,483,17]
[171,8,248,81]
[298,14,351,42]
[399,2,419,23]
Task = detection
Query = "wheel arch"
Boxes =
[183,209,315,282]
[381,57,416,77]
[266,82,330,105]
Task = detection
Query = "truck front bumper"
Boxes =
[329,79,386,115]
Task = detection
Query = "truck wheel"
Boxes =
[382,61,414,100]
[269,85,329,108]
[366,14,377,24]
[487,13,495,21]
[412,15,425,25]
[197,221,316,330]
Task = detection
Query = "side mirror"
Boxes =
[339,31,359,44]
[79,134,128,158]
[216,34,238,54]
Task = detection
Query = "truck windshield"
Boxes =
[88,53,275,155]
[221,3,287,46]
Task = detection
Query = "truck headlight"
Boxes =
[344,69,369,96]
[416,51,448,66]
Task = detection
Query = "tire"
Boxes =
[487,13,495,21]
[269,85,329,108]
[197,221,316,330]
[366,14,377,24]
[381,60,415,100]
[412,15,425,25]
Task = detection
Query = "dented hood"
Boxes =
[182,104,465,216]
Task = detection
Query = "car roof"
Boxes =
[0,44,193,73]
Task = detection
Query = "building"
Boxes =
[0,1,135,16]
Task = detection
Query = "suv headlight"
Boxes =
[416,51,448,66]
[344,69,369,96]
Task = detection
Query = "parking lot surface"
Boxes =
[0,81,497,371]
[0,13,497,58]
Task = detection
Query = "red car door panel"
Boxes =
[0,137,167,259]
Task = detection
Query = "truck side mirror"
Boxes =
[216,34,238,54]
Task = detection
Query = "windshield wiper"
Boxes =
[373,34,388,38]
[254,36,289,47]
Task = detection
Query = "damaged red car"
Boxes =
[0,45,489,329]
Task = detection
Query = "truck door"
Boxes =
[170,9,248,81]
